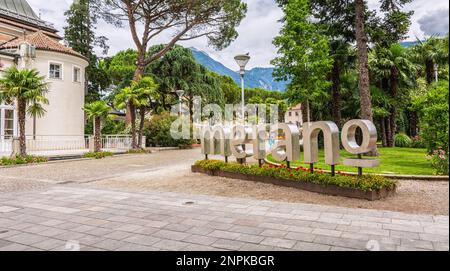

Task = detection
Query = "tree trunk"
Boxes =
[355,0,374,122]
[389,68,399,147]
[355,0,377,156]
[388,113,396,147]
[94,116,102,152]
[138,106,145,148]
[410,111,419,137]
[380,118,387,147]
[18,99,27,156]
[126,60,146,125]
[385,117,393,147]
[331,60,342,128]
[129,103,137,149]
[425,59,435,85]
[189,95,194,125]
[301,102,308,125]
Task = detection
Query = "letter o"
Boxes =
[341,120,378,155]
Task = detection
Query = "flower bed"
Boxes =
[192,160,397,201]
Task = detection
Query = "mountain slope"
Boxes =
[190,48,288,91]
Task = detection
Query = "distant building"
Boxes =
[285,103,303,126]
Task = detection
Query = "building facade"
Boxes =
[285,103,303,127]
[0,0,88,152]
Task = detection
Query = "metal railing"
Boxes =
[0,134,146,156]
[25,135,89,151]
[0,136,13,153]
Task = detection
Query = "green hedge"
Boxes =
[194,160,397,192]
[0,155,48,166]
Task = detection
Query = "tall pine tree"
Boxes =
[64,0,109,102]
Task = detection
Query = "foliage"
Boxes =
[84,101,111,121]
[195,160,397,192]
[147,45,223,110]
[0,67,50,156]
[272,0,332,108]
[64,0,110,102]
[85,116,126,135]
[411,37,449,84]
[427,149,449,176]
[0,155,48,166]
[144,112,193,148]
[416,81,449,153]
[394,133,412,147]
[410,136,425,149]
[126,149,151,154]
[0,67,49,117]
[83,151,114,159]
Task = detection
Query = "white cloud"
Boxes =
[27,0,449,70]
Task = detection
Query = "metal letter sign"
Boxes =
[200,120,380,174]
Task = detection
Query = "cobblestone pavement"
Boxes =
[0,186,448,251]
[0,150,448,251]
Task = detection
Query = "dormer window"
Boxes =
[49,62,62,79]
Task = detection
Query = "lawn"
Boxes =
[267,147,435,176]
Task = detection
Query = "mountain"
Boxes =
[190,48,289,91]
[400,41,418,48]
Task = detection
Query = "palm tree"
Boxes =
[114,86,140,149]
[84,101,111,153]
[0,67,49,156]
[354,0,374,123]
[132,76,159,148]
[370,44,417,147]
[411,36,448,84]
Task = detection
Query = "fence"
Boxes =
[0,134,146,156]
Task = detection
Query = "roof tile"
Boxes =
[0,31,87,60]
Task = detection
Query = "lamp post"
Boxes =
[234,54,250,122]
[234,54,250,164]
[175,90,184,116]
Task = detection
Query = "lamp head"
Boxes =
[175,90,185,97]
[234,53,250,74]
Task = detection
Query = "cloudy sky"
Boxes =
[28,0,449,69]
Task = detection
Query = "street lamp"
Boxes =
[175,89,184,116]
[234,53,250,121]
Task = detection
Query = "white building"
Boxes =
[285,103,303,127]
[0,0,88,153]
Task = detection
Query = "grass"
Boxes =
[0,155,48,166]
[267,147,434,176]
[83,151,114,159]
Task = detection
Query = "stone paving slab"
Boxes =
[0,186,448,251]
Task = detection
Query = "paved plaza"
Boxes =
[0,149,448,251]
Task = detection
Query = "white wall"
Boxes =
[23,50,88,136]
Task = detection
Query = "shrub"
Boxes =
[428,149,449,176]
[410,136,426,149]
[126,149,151,154]
[83,151,114,159]
[144,112,194,148]
[194,160,397,192]
[394,133,413,148]
[0,155,48,166]
[85,116,126,135]
[417,81,449,153]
